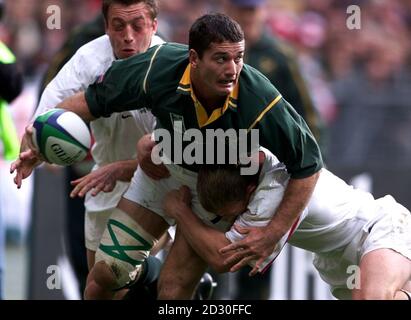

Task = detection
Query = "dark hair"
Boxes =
[189,13,244,58]
[102,0,158,22]
[197,164,258,213]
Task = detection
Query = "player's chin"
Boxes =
[216,86,233,96]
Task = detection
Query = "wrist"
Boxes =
[265,217,287,240]
[116,160,137,181]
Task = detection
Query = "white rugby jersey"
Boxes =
[225,147,381,272]
[36,34,164,211]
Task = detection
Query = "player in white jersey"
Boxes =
[162,147,411,300]
[36,33,162,265]
[11,0,166,299]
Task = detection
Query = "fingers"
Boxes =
[230,255,256,273]
[10,159,36,188]
[103,184,114,193]
[70,178,82,186]
[91,181,115,196]
[219,242,241,254]
[70,174,115,198]
[222,246,251,266]
[13,171,23,189]
[90,182,105,197]
[70,177,92,198]
[24,125,38,152]
[249,259,264,276]
[10,159,21,174]
[25,124,34,135]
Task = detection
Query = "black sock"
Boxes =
[139,256,162,285]
[122,256,162,300]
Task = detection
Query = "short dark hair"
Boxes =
[102,0,158,22]
[189,13,244,58]
[197,164,258,213]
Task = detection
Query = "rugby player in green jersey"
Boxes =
[16,13,322,299]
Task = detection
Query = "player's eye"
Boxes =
[113,23,125,31]
[132,23,143,32]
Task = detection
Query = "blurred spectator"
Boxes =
[0,0,23,299]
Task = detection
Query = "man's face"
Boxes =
[191,41,245,99]
[106,2,157,59]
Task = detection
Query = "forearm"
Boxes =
[267,171,320,237]
[56,92,95,122]
[114,159,139,182]
[174,208,232,273]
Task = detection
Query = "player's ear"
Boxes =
[189,49,199,68]
[152,18,158,33]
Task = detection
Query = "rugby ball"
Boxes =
[32,109,91,166]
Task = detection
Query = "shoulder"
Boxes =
[143,43,189,90]
[239,64,281,107]
[73,35,114,76]
[76,35,113,60]
[150,34,166,47]
[154,42,188,58]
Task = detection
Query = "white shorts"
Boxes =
[313,195,411,299]
[123,164,232,232]
[85,208,113,251]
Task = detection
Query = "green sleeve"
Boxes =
[85,45,163,118]
[257,98,323,178]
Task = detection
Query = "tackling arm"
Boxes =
[163,186,235,273]
[220,171,320,275]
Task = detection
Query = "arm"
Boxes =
[136,134,170,180]
[163,186,234,273]
[56,91,96,121]
[220,171,319,275]
[70,159,138,198]
[10,47,100,187]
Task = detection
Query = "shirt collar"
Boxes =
[176,64,239,128]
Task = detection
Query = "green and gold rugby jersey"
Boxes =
[85,43,322,178]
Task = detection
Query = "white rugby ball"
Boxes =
[32,109,91,166]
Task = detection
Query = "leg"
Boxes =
[352,248,411,300]
[158,227,207,299]
[84,198,169,300]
